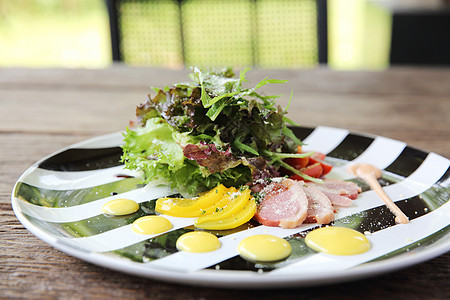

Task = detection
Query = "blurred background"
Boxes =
[0,0,448,70]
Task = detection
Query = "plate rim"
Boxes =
[11,126,450,288]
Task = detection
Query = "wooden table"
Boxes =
[1,66,449,299]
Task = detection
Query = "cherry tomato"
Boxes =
[308,153,332,176]
[290,163,323,181]
[284,156,309,170]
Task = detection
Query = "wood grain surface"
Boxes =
[1,66,449,299]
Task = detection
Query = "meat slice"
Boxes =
[310,179,362,206]
[254,178,308,229]
[321,179,361,199]
[318,190,353,206]
[302,183,335,224]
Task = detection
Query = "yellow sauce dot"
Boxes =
[102,199,140,216]
[238,234,292,262]
[176,231,221,253]
[305,227,371,255]
[131,216,172,235]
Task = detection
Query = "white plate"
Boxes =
[11,126,450,288]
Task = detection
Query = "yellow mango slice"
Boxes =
[154,197,198,217]
[195,187,250,225]
[155,184,228,217]
[194,197,257,230]
[203,187,237,215]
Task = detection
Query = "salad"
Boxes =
[121,67,318,197]
[120,67,364,231]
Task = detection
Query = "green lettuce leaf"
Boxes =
[122,118,185,171]
[122,67,309,195]
[121,117,251,195]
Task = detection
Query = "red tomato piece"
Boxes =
[308,152,333,176]
[309,152,326,163]
[283,148,332,178]
[302,163,323,178]
[319,161,333,176]
[290,163,323,181]
[284,157,309,170]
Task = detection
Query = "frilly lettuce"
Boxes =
[121,67,310,196]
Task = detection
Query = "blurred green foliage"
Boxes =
[328,0,391,69]
[0,0,110,67]
[118,0,319,68]
[0,0,391,69]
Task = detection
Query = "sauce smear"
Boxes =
[176,231,221,253]
[348,163,409,224]
[305,227,370,255]
[131,216,172,235]
[102,199,139,216]
[238,234,292,262]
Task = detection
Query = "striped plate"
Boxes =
[11,126,450,288]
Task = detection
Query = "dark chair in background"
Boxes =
[389,8,450,65]
[105,0,328,68]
